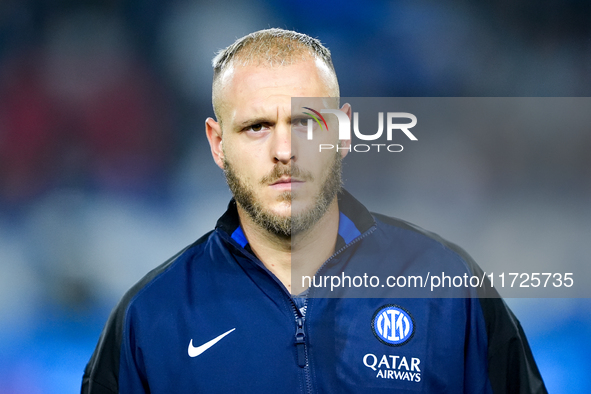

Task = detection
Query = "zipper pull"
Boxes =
[295,316,307,367]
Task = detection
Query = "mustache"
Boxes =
[260,163,314,185]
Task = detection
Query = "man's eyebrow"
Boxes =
[235,118,274,129]
[232,115,303,131]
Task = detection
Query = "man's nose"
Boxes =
[272,123,294,164]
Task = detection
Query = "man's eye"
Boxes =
[250,124,263,132]
[292,118,310,127]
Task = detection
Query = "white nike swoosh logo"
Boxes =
[188,328,236,357]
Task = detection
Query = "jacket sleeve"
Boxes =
[81,301,126,393]
[441,240,547,394]
[81,294,148,394]
[478,297,548,394]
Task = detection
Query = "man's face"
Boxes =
[207,57,347,236]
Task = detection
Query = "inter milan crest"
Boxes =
[371,305,415,346]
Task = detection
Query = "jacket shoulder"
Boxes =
[372,213,546,393]
[81,230,214,393]
[372,212,481,272]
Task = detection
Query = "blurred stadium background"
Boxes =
[0,0,590,392]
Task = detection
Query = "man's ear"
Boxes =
[206,117,224,169]
[338,103,352,159]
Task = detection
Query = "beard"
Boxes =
[223,153,343,237]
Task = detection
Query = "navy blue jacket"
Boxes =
[82,190,546,393]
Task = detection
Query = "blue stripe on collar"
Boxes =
[232,212,360,247]
[338,211,361,244]
[231,226,248,248]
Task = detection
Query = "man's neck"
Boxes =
[237,200,340,294]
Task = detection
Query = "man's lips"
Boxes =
[269,177,304,189]
[271,177,292,185]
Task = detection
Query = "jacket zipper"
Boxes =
[290,225,376,394]
[219,223,377,394]
[292,303,313,394]
[294,315,307,367]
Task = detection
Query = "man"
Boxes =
[82,28,547,393]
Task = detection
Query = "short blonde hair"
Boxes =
[211,28,339,122]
